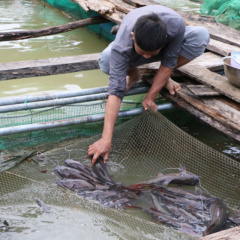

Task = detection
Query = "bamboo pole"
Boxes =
[0,16,109,41]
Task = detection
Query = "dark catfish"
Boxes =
[151,189,180,218]
[92,156,114,184]
[142,167,200,186]
[203,198,228,236]
[64,159,93,176]
[54,165,94,181]
[144,207,201,237]
[78,190,117,200]
[154,185,210,202]
[36,198,51,214]
[100,197,131,209]
[57,179,95,191]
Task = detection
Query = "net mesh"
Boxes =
[0,99,143,150]
[1,109,240,239]
[200,0,240,30]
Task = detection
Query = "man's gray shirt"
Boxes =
[108,5,186,99]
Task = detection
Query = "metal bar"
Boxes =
[0,103,175,136]
[0,86,149,113]
[0,82,147,106]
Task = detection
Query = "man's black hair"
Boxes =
[133,13,167,52]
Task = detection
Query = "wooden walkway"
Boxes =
[0,0,240,144]
[0,0,240,239]
[71,0,240,144]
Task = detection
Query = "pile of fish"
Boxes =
[54,158,239,237]
[54,157,139,209]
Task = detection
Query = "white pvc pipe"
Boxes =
[0,86,149,113]
[0,103,175,136]
[0,82,147,106]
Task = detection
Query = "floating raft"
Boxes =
[1,0,240,239]
[2,0,239,144]
[69,0,240,143]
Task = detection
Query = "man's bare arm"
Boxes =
[142,64,173,110]
[88,95,121,165]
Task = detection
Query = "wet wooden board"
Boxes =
[159,87,240,143]
[71,0,240,49]
[139,52,224,76]
[178,65,240,103]
[186,85,221,96]
[176,88,240,133]
[0,53,100,80]
[207,38,240,57]
[73,0,115,14]
[142,72,240,142]
[0,17,109,41]
[186,52,223,71]
[200,226,240,240]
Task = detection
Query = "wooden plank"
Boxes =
[0,53,100,80]
[107,0,134,14]
[73,0,116,14]
[219,97,240,111]
[122,0,146,7]
[142,74,240,142]
[178,65,240,103]
[0,17,109,41]
[186,52,223,71]
[176,89,240,132]
[207,39,240,57]
[105,11,125,25]
[159,87,240,143]
[186,85,221,96]
[200,226,240,240]
[139,52,223,76]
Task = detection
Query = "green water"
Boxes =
[0,1,240,239]
[0,0,110,97]
[0,0,239,170]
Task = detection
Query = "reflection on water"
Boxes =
[0,1,240,238]
[0,0,109,97]
[0,204,119,240]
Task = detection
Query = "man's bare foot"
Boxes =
[126,67,141,92]
[164,78,181,95]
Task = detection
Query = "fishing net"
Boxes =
[200,0,240,30]
[0,97,145,150]
[1,109,240,239]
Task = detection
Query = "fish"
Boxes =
[54,165,95,181]
[100,197,131,209]
[36,198,51,214]
[57,179,95,191]
[151,189,180,218]
[65,159,95,176]
[203,198,228,236]
[160,192,206,211]
[77,190,117,200]
[153,185,210,202]
[92,156,114,184]
[142,167,200,186]
[144,207,202,237]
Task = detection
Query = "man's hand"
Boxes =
[88,95,121,166]
[88,138,111,165]
[142,95,158,111]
